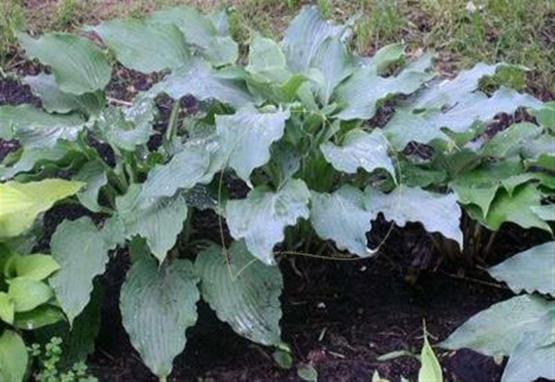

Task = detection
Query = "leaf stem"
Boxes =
[166,100,181,142]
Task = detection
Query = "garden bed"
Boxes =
[1,3,554,382]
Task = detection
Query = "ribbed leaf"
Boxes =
[0,179,83,239]
[96,105,155,152]
[386,87,543,149]
[213,107,290,182]
[335,54,433,121]
[93,19,190,73]
[321,129,395,178]
[8,277,52,312]
[488,241,555,295]
[310,37,353,105]
[18,32,111,95]
[148,60,253,109]
[0,104,83,143]
[140,145,212,201]
[226,179,310,265]
[441,295,554,357]
[479,184,551,232]
[247,34,290,83]
[501,312,555,382]
[310,185,376,257]
[413,62,500,109]
[13,305,65,330]
[282,6,348,73]
[151,6,238,66]
[10,254,60,281]
[481,122,542,158]
[74,160,108,213]
[116,185,188,263]
[0,330,28,382]
[49,217,110,324]
[365,186,463,249]
[450,159,523,217]
[23,73,104,114]
[120,258,199,379]
[196,242,283,346]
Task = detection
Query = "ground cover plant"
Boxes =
[0,3,554,381]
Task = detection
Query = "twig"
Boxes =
[440,270,508,290]
[107,96,133,106]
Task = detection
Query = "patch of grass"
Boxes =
[54,0,79,29]
[0,0,26,66]
[4,0,553,95]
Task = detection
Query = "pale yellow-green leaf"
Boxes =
[0,292,14,324]
[0,179,83,239]
[418,333,443,382]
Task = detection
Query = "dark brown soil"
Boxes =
[87,249,513,382]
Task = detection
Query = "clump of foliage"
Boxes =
[0,5,553,381]
[30,337,97,382]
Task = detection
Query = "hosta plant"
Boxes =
[0,5,553,380]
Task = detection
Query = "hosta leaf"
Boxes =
[366,43,405,75]
[522,133,555,171]
[310,185,376,257]
[480,122,542,158]
[96,106,155,152]
[140,145,212,201]
[419,332,443,382]
[531,205,555,221]
[92,19,190,73]
[386,87,543,149]
[365,186,463,249]
[529,101,555,131]
[0,104,83,143]
[148,60,253,109]
[0,142,74,181]
[13,305,65,330]
[0,330,28,382]
[247,34,290,83]
[213,107,290,182]
[18,32,111,95]
[413,62,500,109]
[441,295,554,357]
[321,129,395,178]
[501,312,555,382]
[282,6,348,73]
[151,6,238,66]
[226,179,310,265]
[74,160,108,213]
[481,184,551,232]
[8,278,53,312]
[310,37,353,105]
[23,73,104,114]
[116,185,188,263]
[0,293,14,324]
[120,258,199,379]
[196,242,283,346]
[49,217,110,324]
[450,159,523,217]
[11,254,60,281]
[0,179,83,239]
[335,54,433,121]
[488,241,555,295]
